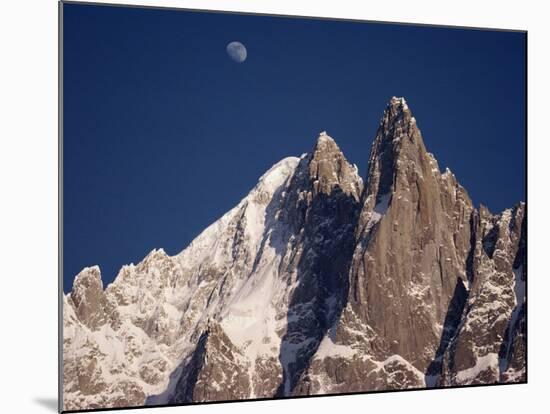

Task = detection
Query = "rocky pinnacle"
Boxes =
[63,98,526,410]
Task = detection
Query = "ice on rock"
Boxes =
[63,98,526,410]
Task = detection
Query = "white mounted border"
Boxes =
[1,1,547,414]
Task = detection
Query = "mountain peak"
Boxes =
[313,131,337,151]
[309,132,362,201]
[381,96,413,127]
[317,130,334,143]
[63,97,526,410]
[365,97,427,198]
[69,266,108,330]
[389,96,409,108]
[72,265,103,290]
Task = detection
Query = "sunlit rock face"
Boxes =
[63,98,526,411]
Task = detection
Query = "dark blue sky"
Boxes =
[63,3,526,292]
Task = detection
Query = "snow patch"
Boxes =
[366,192,392,231]
[315,335,356,359]
[499,265,525,376]
[456,353,499,383]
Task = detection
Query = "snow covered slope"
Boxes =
[63,98,526,411]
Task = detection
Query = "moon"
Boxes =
[226,41,247,63]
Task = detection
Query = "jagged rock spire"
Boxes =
[346,97,479,374]
[308,131,363,201]
[69,266,108,330]
[63,97,526,411]
[366,96,426,202]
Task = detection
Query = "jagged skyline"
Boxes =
[63,96,526,410]
[62,4,526,292]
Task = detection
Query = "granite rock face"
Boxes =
[63,98,526,410]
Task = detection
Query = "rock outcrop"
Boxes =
[63,97,526,411]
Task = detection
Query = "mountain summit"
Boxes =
[63,98,526,410]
